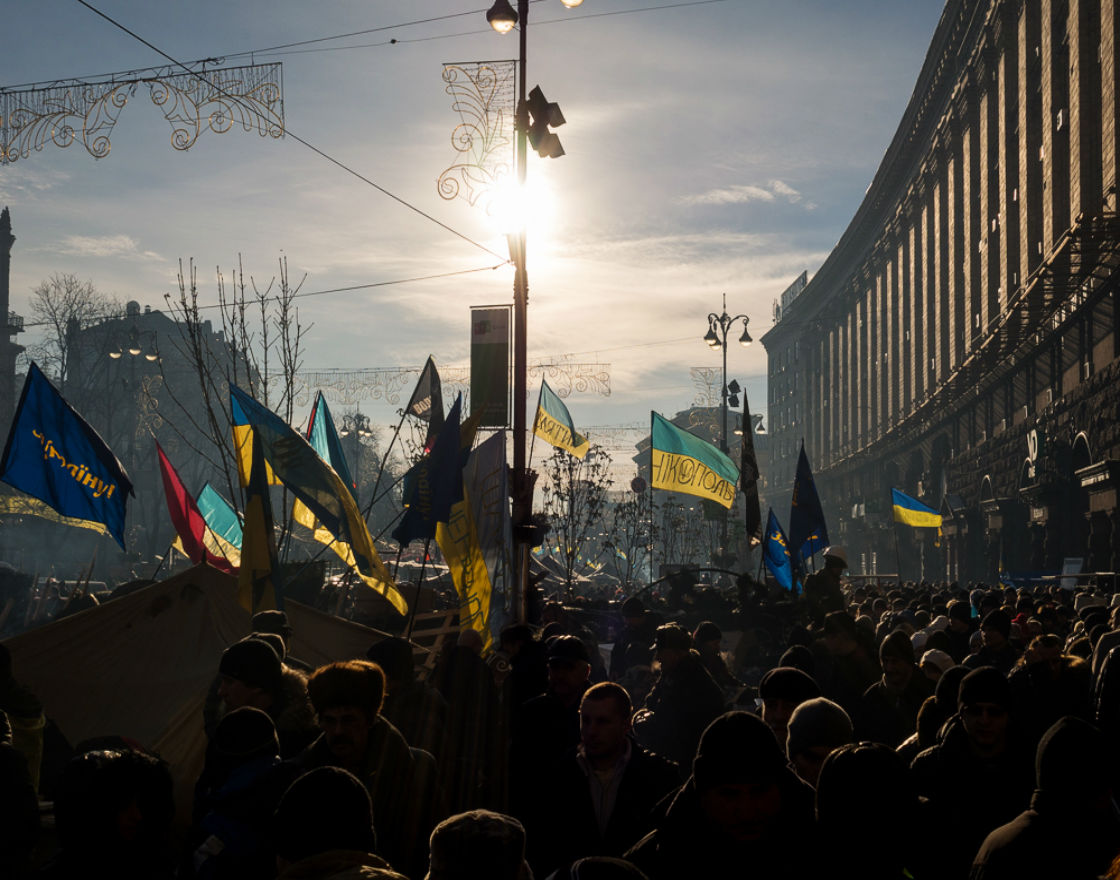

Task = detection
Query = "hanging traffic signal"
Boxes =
[526,85,565,158]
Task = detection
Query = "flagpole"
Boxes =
[893,520,903,584]
[527,383,543,473]
[404,535,433,639]
[364,407,410,522]
[149,541,176,581]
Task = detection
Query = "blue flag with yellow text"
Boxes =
[0,363,133,548]
[789,441,829,563]
[394,395,463,547]
[763,508,795,593]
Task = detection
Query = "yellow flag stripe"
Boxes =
[534,406,590,458]
[650,448,736,509]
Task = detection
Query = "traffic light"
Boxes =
[526,85,565,158]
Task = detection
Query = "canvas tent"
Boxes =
[3,563,389,824]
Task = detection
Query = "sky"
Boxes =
[1,0,947,472]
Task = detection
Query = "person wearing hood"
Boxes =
[632,625,726,768]
[625,712,817,880]
[910,667,1033,879]
[971,716,1120,879]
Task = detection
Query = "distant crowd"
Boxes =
[2,546,1120,879]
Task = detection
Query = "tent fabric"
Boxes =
[2,563,387,826]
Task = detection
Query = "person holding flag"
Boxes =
[802,546,848,625]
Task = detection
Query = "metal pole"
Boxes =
[513,0,532,623]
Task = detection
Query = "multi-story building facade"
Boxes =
[763,0,1120,583]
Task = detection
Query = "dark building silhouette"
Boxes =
[764,0,1120,584]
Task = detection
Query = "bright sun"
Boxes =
[488,173,557,245]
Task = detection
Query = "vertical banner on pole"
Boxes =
[470,305,511,428]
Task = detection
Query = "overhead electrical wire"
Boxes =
[71,0,507,263]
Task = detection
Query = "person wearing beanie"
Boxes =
[292,660,431,879]
[910,666,1033,879]
[785,697,852,788]
[272,766,407,880]
[625,712,817,880]
[972,717,1120,879]
[427,809,533,880]
[692,621,742,690]
[918,648,954,683]
[815,743,929,880]
[963,610,1020,675]
[854,629,932,747]
[818,611,880,719]
[250,610,313,673]
[186,707,301,880]
[777,645,816,679]
[945,599,976,663]
[631,625,726,768]
[757,666,820,749]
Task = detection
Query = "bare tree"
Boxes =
[603,486,653,588]
[27,273,120,387]
[540,444,613,593]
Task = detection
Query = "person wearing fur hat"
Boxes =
[632,625,726,768]
[291,660,434,879]
[910,666,1033,879]
[854,629,933,747]
[963,610,1021,675]
[971,716,1120,879]
[625,712,817,880]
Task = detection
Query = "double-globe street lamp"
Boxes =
[703,295,751,560]
[486,0,584,622]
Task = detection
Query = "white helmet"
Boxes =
[823,546,848,569]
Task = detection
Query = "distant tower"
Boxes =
[0,208,26,425]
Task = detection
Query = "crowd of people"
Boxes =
[2,548,1120,878]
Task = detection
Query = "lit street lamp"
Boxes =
[487,0,585,623]
[703,294,750,561]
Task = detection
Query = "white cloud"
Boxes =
[57,235,162,261]
[677,179,813,208]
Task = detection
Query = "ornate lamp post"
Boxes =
[339,411,375,505]
[703,294,750,559]
[487,0,584,623]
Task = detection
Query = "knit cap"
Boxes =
[957,666,1011,709]
[879,630,916,665]
[785,697,852,760]
[212,706,279,761]
[219,637,282,694]
[758,666,820,702]
[981,609,1011,640]
[693,711,786,791]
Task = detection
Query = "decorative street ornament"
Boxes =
[437,61,516,210]
[0,62,284,164]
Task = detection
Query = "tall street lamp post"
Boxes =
[703,294,751,559]
[487,0,583,622]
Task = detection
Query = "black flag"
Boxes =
[406,356,445,452]
[740,392,763,548]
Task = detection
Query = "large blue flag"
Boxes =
[788,441,829,563]
[0,363,133,548]
[306,391,356,499]
[393,394,463,546]
[763,508,795,593]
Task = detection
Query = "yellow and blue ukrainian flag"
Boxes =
[649,411,739,509]
[891,488,942,544]
[533,380,590,458]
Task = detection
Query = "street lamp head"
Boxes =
[560,0,584,6]
[109,347,122,360]
[739,324,753,347]
[704,325,721,349]
[487,0,518,33]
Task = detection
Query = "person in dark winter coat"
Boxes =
[527,682,680,876]
[855,629,932,747]
[692,621,742,691]
[818,611,880,719]
[970,716,1120,880]
[184,707,301,880]
[291,660,434,880]
[366,636,448,760]
[511,634,593,816]
[816,742,931,879]
[0,721,38,880]
[632,625,725,768]
[911,667,1033,880]
[610,598,659,682]
[963,611,1020,676]
[1007,634,1093,753]
[625,712,818,880]
[272,766,408,880]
